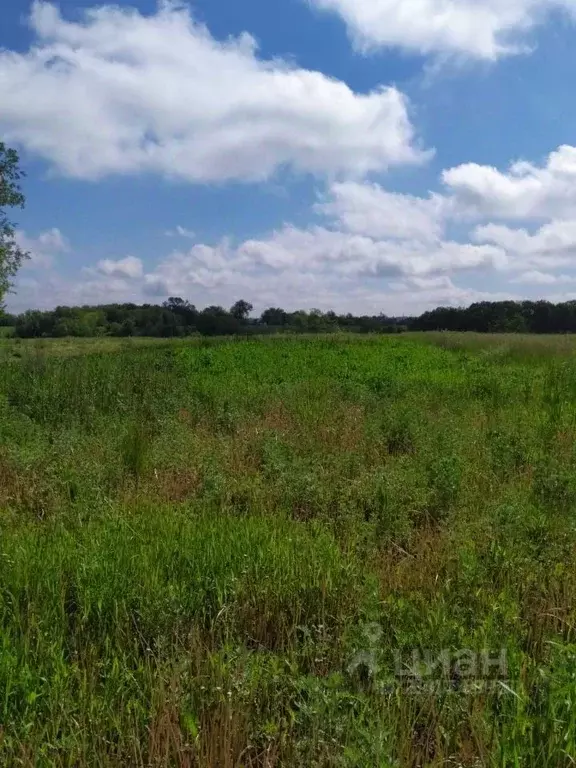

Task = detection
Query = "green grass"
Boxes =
[2,333,576,766]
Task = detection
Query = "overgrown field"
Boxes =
[2,334,576,766]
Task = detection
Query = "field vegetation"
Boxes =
[9,297,576,338]
[1,333,576,766]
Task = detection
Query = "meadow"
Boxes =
[1,333,576,766]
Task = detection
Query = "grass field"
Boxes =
[2,333,576,766]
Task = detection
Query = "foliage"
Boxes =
[1,333,576,764]
[12,297,576,339]
[12,300,407,338]
[230,298,254,320]
[412,299,576,333]
[0,142,29,307]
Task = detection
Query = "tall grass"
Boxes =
[2,334,576,765]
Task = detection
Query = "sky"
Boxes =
[3,1,576,315]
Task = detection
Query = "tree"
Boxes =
[197,305,240,335]
[163,297,196,315]
[260,307,287,326]
[230,299,253,321]
[0,143,29,307]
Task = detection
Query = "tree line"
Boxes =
[411,300,576,334]
[5,298,576,338]
[5,299,407,338]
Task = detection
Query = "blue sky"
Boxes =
[3,0,576,314]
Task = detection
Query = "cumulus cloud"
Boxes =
[137,223,505,308]
[13,261,515,316]
[308,0,576,59]
[385,275,518,308]
[473,219,576,269]
[15,227,69,267]
[389,276,458,292]
[12,272,147,312]
[317,182,446,241]
[8,225,519,315]
[0,1,425,182]
[510,270,576,285]
[93,256,144,279]
[13,141,576,315]
[135,147,576,305]
[94,244,515,315]
[443,145,576,219]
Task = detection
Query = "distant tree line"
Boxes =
[411,300,576,334]
[6,299,406,338]
[5,298,576,338]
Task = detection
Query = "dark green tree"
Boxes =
[0,143,29,307]
[230,299,253,321]
[260,307,288,326]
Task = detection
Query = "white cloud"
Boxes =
[15,227,69,267]
[384,275,518,310]
[317,182,446,241]
[165,226,196,239]
[13,141,576,315]
[93,256,144,279]
[9,265,488,316]
[8,224,517,315]
[474,219,576,269]
[308,0,576,59]
[52,257,513,316]
[344,238,506,277]
[0,1,425,182]
[72,158,576,312]
[108,151,576,309]
[510,270,576,285]
[389,275,457,292]
[443,145,576,219]
[11,273,146,312]
[244,226,503,277]
[139,223,505,304]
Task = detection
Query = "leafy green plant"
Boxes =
[1,333,576,766]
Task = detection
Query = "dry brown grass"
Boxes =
[151,467,202,503]
[379,528,452,599]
